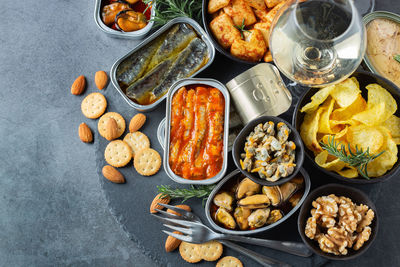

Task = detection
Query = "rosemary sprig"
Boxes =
[320,136,385,179]
[157,184,216,206]
[394,54,400,64]
[143,0,202,26]
[234,19,251,39]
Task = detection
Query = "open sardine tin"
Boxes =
[94,0,155,39]
[110,17,216,111]
[226,63,292,124]
[163,78,230,185]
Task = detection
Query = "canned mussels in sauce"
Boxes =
[94,0,155,39]
[226,63,292,124]
[163,78,230,185]
[110,17,216,112]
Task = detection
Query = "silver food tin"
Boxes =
[94,0,155,39]
[163,78,230,185]
[226,63,292,125]
[363,11,400,77]
[110,17,216,112]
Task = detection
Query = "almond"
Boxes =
[105,118,119,141]
[95,70,108,90]
[150,193,170,213]
[102,165,125,183]
[78,123,93,143]
[129,113,146,132]
[165,231,182,252]
[167,205,191,216]
[71,75,86,95]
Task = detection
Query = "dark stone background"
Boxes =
[1,0,398,266]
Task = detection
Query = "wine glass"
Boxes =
[269,0,366,87]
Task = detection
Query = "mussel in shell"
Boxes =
[280,182,299,203]
[248,208,270,228]
[102,2,131,26]
[266,209,283,224]
[237,194,270,209]
[213,192,234,211]
[262,186,281,206]
[215,207,236,229]
[288,191,302,207]
[234,207,251,230]
[236,177,261,199]
[115,10,148,32]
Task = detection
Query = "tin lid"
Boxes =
[226,63,292,125]
[363,11,400,75]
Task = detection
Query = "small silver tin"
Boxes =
[363,11,400,77]
[226,63,292,124]
[110,17,216,112]
[163,78,230,185]
[94,0,155,39]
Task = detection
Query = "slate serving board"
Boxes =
[94,50,389,266]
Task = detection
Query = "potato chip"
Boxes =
[337,166,359,178]
[331,95,367,121]
[315,150,346,172]
[352,102,386,126]
[300,85,335,113]
[330,78,361,108]
[347,125,384,154]
[366,83,397,121]
[300,108,324,153]
[382,115,400,138]
[318,97,335,134]
[366,127,398,177]
[393,137,400,145]
[321,127,348,144]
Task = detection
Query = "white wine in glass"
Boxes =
[269,0,366,87]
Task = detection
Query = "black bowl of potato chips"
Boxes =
[293,71,400,183]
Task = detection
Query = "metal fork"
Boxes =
[153,203,290,267]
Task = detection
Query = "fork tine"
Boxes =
[154,208,181,220]
[151,213,192,227]
[158,203,196,219]
[162,230,192,243]
[163,223,192,235]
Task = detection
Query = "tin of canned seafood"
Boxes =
[163,78,230,185]
[110,17,216,111]
[94,0,155,39]
[362,11,400,77]
[226,63,292,124]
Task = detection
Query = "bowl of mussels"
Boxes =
[205,168,311,235]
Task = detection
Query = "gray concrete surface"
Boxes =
[0,0,398,266]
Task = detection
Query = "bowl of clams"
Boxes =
[232,116,305,186]
[205,168,311,235]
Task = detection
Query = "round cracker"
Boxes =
[134,148,161,176]
[98,112,126,139]
[104,140,132,167]
[123,132,150,157]
[179,242,202,263]
[199,240,223,261]
[216,256,243,267]
[81,92,107,119]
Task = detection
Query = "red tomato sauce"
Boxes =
[169,85,225,180]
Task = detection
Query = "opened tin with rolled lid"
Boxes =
[226,63,292,124]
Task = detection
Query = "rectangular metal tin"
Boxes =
[110,17,216,112]
[363,11,400,76]
[163,78,230,185]
[225,63,292,124]
[94,0,155,39]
